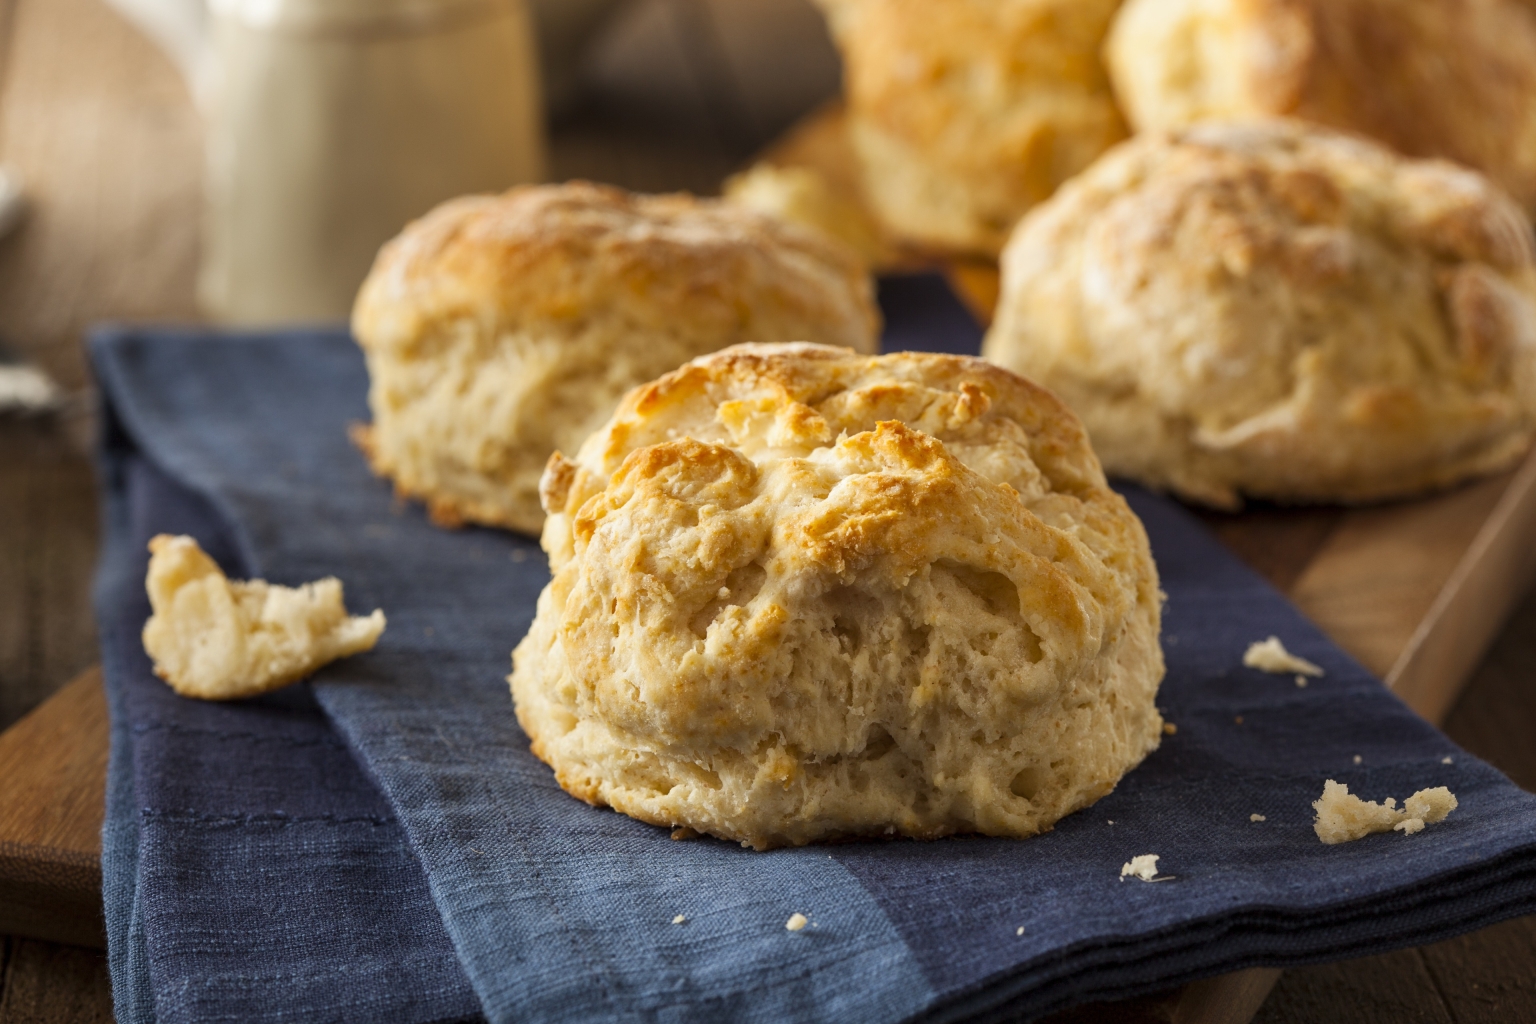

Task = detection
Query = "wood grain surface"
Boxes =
[0,669,107,949]
[0,421,98,736]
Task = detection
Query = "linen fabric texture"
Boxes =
[94,276,1536,1024]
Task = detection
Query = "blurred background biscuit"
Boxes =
[1107,0,1536,213]
[352,181,880,535]
[984,119,1536,507]
[814,0,1128,257]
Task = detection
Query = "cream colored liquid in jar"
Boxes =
[201,0,545,325]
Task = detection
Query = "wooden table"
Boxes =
[3,0,1536,1021]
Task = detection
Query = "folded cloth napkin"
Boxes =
[96,357,483,1023]
[94,275,1536,1024]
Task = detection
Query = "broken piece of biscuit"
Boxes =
[1312,780,1458,845]
[141,534,385,700]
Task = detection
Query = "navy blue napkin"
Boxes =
[95,275,1536,1024]
[96,370,483,1023]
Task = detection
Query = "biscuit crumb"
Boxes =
[1163,722,1177,735]
[1294,676,1308,688]
[1235,716,1243,725]
[141,535,385,700]
[670,827,700,841]
[1016,926,1025,936]
[1312,780,1458,844]
[1353,755,1363,765]
[1120,854,1170,882]
[1250,814,1266,822]
[672,915,686,924]
[785,913,809,932]
[1442,757,1454,765]
[1244,637,1324,677]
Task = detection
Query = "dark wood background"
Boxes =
[1,0,1534,1019]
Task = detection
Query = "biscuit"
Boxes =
[352,182,880,535]
[983,119,1536,508]
[142,535,385,701]
[1106,0,1536,213]
[511,343,1164,849]
[814,0,1128,257]
[723,163,892,268]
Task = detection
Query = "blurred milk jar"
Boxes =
[203,0,545,323]
[114,0,546,324]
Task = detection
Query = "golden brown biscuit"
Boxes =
[1106,0,1536,213]
[511,343,1164,849]
[352,182,880,535]
[983,120,1536,508]
[815,0,1128,257]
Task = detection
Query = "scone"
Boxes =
[983,119,1536,508]
[1106,0,1536,213]
[352,182,880,535]
[511,343,1164,849]
[814,0,1128,257]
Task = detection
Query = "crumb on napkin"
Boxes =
[1120,854,1172,882]
[1163,722,1177,735]
[141,534,385,701]
[785,913,809,932]
[1244,636,1324,677]
[672,915,686,925]
[1312,780,1458,844]
[1250,814,1266,822]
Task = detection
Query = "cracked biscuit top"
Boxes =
[511,343,1164,849]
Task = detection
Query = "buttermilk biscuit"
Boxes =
[983,120,1536,508]
[723,163,891,268]
[142,535,385,701]
[511,343,1164,849]
[1106,0,1536,213]
[814,0,1128,257]
[352,182,879,535]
